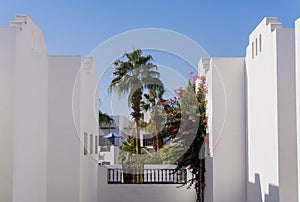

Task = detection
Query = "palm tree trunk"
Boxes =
[152,109,159,152]
[152,131,159,152]
[131,89,143,183]
[135,121,141,154]
[131,89,142,154]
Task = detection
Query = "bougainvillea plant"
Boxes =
[157,72,208,202]
[176,73,208,202]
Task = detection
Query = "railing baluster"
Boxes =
[146,169,149,182]
[158,169,160,182]
[151,169,154,182]
[107,168,187,184]
[107,169,110,183]
[165,169,168,182]
[178,170,181,182]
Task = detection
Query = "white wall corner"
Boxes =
[269,22,283,32]
[15,15,30,23]
[82,57,96,73]
[263,17,282,32]
[9,15,31,30]
[9,21,23,31]
[264,17,278,26]
[198,57,211,75]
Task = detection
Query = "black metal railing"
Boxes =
[107,168,187,184]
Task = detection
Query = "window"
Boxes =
[31,32,34,50]
[95,136,98,154]
[90,134,93,154]
[35,33,38,52]
[84,133,88,155]
[252,42,254,59]
[99,137,112,146]
[259,34,262,52]
[101,161,111,165]
[100,146,111,152]
[143,137,154,147]
[255,38,258,56]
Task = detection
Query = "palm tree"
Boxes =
[140,88,164,152]
[109,49,164,154]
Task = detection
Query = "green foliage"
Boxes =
[159,145,185,165]
[121,137,136,153]
[157,98,181,142]
[108,49,164,154]
[99,111,113,127]
[108,49,164,103]
[175,75,208,202]
[118,137,162,167]
[117,137,141,168]
[150,73,208,202]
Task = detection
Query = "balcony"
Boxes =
[107,168,187,184]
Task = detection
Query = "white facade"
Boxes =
[199,58,247,202]
[200,17,300,202]
[47,56,98,202]
[0,15,98,202]
[0,15,48,202]
[99,115,130,165]
[296,18,300,202]
[246,18,297,202]
[97,166,196,202]
[2,14,300,202]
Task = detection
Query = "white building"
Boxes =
[2,14,300,202]
[0,15,98,202]
[98,115,130,165]
[199,17,300,202]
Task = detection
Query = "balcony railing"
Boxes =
[107,168,187,184]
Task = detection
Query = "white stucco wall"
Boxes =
[2,14,300,202]
[10,16,49,202]
[295,17,300,201]
[97,166,196,202]
[199,57,247,202]
[79,57,99,202]
[99,146,120,165]
[246,18,298,202]
[47,56,82,202]
[246,18,281,202]
[0,26,16,202]
[48,57,99,202]
[0,15,99,202]
[275,28,297,202]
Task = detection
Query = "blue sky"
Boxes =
[0,0,299,57]
[0,0,299,115]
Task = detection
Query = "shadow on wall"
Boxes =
[247,174,279,202]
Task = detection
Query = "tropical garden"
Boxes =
[103,49,208,202]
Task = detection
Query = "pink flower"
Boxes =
[157,99,171,105]
[169,127,178,134]
[205,137,209,147]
